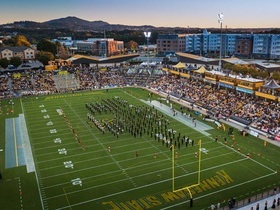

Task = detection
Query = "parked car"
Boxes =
[21,64,31,68]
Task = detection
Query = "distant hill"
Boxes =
[1,16,279,33]
[4,21,50,29]
[2,16,156,31]
[44,16,110,30]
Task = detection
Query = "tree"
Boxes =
[36,51,54,65]
[15,35,31,47]
[2,35,31,47]
[37,39,57,56]
[10,57,22,67]
[272,71,280,80]
[56,42,70,59]
[2,38,16,46]
[125,40,138,51]
[0,58,10,69]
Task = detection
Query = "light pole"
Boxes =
[144,32,151,70]
[218,13,223,71]
[104,30,107,57]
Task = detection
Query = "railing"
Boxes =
[218,186,279,210]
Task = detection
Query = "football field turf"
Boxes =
[0,87,280,210]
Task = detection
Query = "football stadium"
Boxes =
[0,64,280,210]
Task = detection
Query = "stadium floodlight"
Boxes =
[218,13,224,71]
[144,32,151,70]
[144,31,151,38]
[218,13,223,24]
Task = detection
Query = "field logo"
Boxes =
[102,170,234,209]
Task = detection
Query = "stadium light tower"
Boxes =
[144,32,151,70]
[218,13,224,71]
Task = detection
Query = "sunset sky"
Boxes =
[1,0,279,28]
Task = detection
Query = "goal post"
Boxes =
[172,139,202,203]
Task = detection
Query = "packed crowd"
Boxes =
[0,67,279,139]
[150,75,280,139]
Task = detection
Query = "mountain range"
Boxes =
[1,16,157,31]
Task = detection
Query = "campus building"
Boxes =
[268,34,280,59]
[51,37,74,48]
[157,31,280,59]
[252,34,270,59]
[53,37,124,57]
[0,46,35,60]
[235,35,253,58]
[156,34,186,56]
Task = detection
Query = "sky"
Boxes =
[1,0,280,28]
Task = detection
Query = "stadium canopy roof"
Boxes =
[194,66,206,74]
[69,54,140,65]
[262,79,280,89]
[173,62,186,69]
[185,64,196,71]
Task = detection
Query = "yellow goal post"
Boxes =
[172,139,202,201]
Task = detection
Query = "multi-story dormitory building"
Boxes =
[156,34,186,57]
[0,46,35,60]
[157,30,280,59]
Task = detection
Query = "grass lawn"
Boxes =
[0,87,279,210]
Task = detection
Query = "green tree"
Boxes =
[0,58,10,69]
[10,57,22,67]
[2,38,16,46]
[272,71,280,80]
[36,51,54,65]
[37,39,57,56]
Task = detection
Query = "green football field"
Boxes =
[0,87,279,210]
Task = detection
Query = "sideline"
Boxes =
[19,114,35,173]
